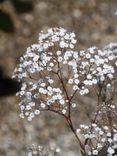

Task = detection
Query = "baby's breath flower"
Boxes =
[107,147,115,155]
[13,28,117,156]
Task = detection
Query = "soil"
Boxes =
[0,0,117,155]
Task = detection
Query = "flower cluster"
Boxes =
[13,27,117,156]
[77,124,117,156]
[13,27,78,121]
[104,42,117,56]
[13,28,117,121]
[27,144,60,156]
[73,47,115,95]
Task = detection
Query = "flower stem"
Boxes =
[65,117,86,155]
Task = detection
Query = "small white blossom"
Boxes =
[62,109,66,114]
[107,147,115,155]
[92,150,98,155]
[35,110,40,115]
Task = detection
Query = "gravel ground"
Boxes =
[0,0,117,155]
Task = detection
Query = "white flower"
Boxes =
[48,79,54,84]
[86,53,91,59]
[57,50,61,55]
[70,44,74,49]
[90,58,95,63]
[107,147,115,155]
[73,85,78,90]
[74,79,79,84]
[73,52,78,59]
[92,79,97,84]
[71,39,77,44]
[33,54,39,61]
[115,10,117,15]
[20,91,25,96]
[72,103,76,108]
[58,56,63,62]
[68,79,73,84]
[62,109,66,114]
[107,132,111,137]
[113,133,117,142]
[60,41,66,48]
[49,62,54,67]
[35,110,40,115]
[64,34,70,40]
[84,88,89,94]
[74,74,78,78]
[59,99,65,105]
[87,74,92,79]
[108,73,113,79]
[92,150,98,155]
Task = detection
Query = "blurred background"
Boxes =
[0,0,117,155]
